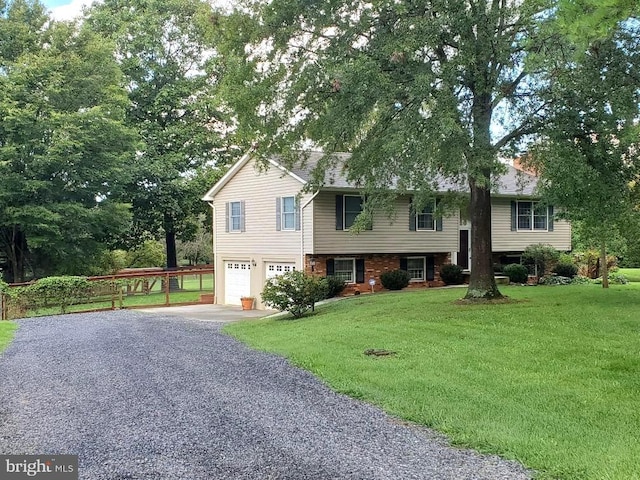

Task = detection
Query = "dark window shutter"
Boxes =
[240,201,246,232]
[435,199,443,231]
[548,205,554,231]
[511,201,517,231]
[355,259,365,283]
[364,196,372,230]
[335,195,343,230]
[225,202,229,233]
[275,197,281,231]
[295,198,301,231]
[409,199,416,231]
[426,256,435,281]
[400,257,408,271]
[326,258,335,276]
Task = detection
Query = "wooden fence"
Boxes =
[1,266,214,320]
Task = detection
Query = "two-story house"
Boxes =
[202,152,571,309]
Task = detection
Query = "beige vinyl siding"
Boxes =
[212,161,310,308]
[491,197,571,251]
[214,160,310,257]
[312,192,459,254]
[302,200,314,255]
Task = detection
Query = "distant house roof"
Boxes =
[203,150,538,201]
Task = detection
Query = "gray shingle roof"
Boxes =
[281,151,538,197]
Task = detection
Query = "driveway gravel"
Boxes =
[0,311,531,479]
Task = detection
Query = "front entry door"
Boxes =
[458,230,470,270]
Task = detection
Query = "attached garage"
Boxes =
[224,261,251,305]
[265,262,296,279]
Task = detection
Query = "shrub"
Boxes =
[323,276,346,298]
[594,272,629,285]
[571,275,593,285]
[522,244,561,276]
[261,270,327,318]
[503,263,529,283]
[539,275,573,285]
[26,276,92,313]
[553,261,578,278]
[440,264,464,285]
[380,269,411,290]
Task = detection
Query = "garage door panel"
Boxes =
[224,261,251,305]
[266,263,296,279]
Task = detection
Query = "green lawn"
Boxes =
[0,321,17,353]
[618,268,640,283]
[226,285,640,480]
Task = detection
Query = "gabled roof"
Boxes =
[203,150,538,201]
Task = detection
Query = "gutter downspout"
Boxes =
[208,201,217,303]
[300,191,320,273]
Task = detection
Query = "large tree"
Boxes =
[0,2,136,282]
[85,0,233,271]
[531,24,640,287]
[219,0,556,299]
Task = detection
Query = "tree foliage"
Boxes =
[0,2,136,282]
[531,22,640,287]
[219,0,559,299]
[85,0,235,270]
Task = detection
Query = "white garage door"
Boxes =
[266,263,296,279]
[224,261,251,305]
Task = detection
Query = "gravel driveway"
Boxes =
[0,312,531,479]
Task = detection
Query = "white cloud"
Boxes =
[49,0,98,21]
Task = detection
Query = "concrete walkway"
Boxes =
[137,303,273,322]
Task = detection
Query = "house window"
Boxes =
[406,257,426,281]
[336,194,371,230]
[282,196,296,230]
[517,201,548,231]
[334,258,355,283]
[344,195,363,229]
[416,201,436,231]
[226,201,245,233]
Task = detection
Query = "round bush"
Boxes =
[380,269,411,290]
[553,261,578,278]
[440,264,463,285]
[322,276,346,298]
[503,263,529,283]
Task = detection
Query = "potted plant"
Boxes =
[240,296,255,310]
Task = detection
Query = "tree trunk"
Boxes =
[6,226,27,283]
[465,178,502,299]
[163,213,180,292]
[600,240,609,289]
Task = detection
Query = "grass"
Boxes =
[0,321,17,353]
[226,284,640,480]
[618,268,640,283]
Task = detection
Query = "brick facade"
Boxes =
[305,253,450,294]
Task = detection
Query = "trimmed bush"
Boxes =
[380,269,411,290]
[522,244,561,276]
[261,270,327,318]
[26,276,92,313]
[503,263,529,283]
[440,264,464,285]
[323,276,346,298]
[553,261,578,278]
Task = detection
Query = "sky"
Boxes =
[42,0,95,20]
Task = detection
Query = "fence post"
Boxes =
[1,293,5,321]
[165,272,170,306]
[111,275,116,310]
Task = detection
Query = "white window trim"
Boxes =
[281,196,296,231]
[334,257,356,284]
[516,200,548,232]
[229,201,242,233]
[343,195,363,230]
[416,200,436,231]
[406,256,426,282]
